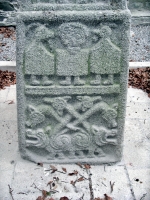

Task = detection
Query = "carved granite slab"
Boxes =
[17,10,131,164]
[18,0,127,11]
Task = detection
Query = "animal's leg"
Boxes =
[95,148,105,157]
[87,147,95,158]
[68,149,76,159]
[76,150,85,158]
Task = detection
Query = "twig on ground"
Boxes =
[79,193,84,199]
[79,173,88,180]
[17,192,27,195]
[57,170,66,174]
[31,183,42,191]
[140,193,147,200]
[88,171,94,200]
[61,181,68,183]
[44,168,66,174]
[70,178,78,187]
[104,165,106,172]
[101,182,107,187]
[110,181,115,193]
[8,184,15,200]
[31,182,59,195]
[49,189,59,194]
[76,163,83,168]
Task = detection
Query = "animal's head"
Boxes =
[26,105,45,128]
[91,125,118,146]
[77,96,102,112]
[43,96,71,116]
[102,103,118,128]
[26,128,48,148]
[77,96,93,111]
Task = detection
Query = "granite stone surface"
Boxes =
[18,0,127,11]
[16,1,131,164]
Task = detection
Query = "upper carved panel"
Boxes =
[19,0,127,10]
[24,22,121,88]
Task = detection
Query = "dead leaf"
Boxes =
[68,170,78,176]
[0,43,6,46]
[70,180,76,186]
[50,165,57,173]
[42,190,48,197]
[84,164,91,169]
[76,163,83,168]
[37,162,43,167]
[50,165,57,170]
[0,27,16,38]
[128,68,150,97]
[60,197,69,200]
[104,194,113,200]
[8,100,14,104]
[94,194,113,200]
[37,197,53,200]
[62,167,67,173]
[77,177,85,182]
[36,196,44,200]
[47,180,53,186]
[0,70,16,90]
[12,36,16,40]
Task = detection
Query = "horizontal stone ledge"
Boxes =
[0,61,16,72]
[129,62,150,69]
[25,85,120,95]
[17,10,130,22]
[0,61,16,67]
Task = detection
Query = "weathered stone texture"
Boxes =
[18,0,127,10]
[16,0,131,164]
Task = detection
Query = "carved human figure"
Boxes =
[24,25,55,86]
[90,25,121,85]
[56,22,89,86]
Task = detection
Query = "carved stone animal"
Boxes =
[25,125,117,160]
[49,125,118,159]
[26,128,49,148]
[72,125,118,158]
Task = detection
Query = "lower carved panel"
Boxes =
[25,95,119,161]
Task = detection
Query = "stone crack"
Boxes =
[88,169,94,200]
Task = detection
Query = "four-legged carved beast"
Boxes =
[25,125,117,159]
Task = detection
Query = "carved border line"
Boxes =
[25,85,120,95]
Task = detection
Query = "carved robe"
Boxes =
[25,42,54,75]
[90,38,121,74]
[56,49,89,76]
